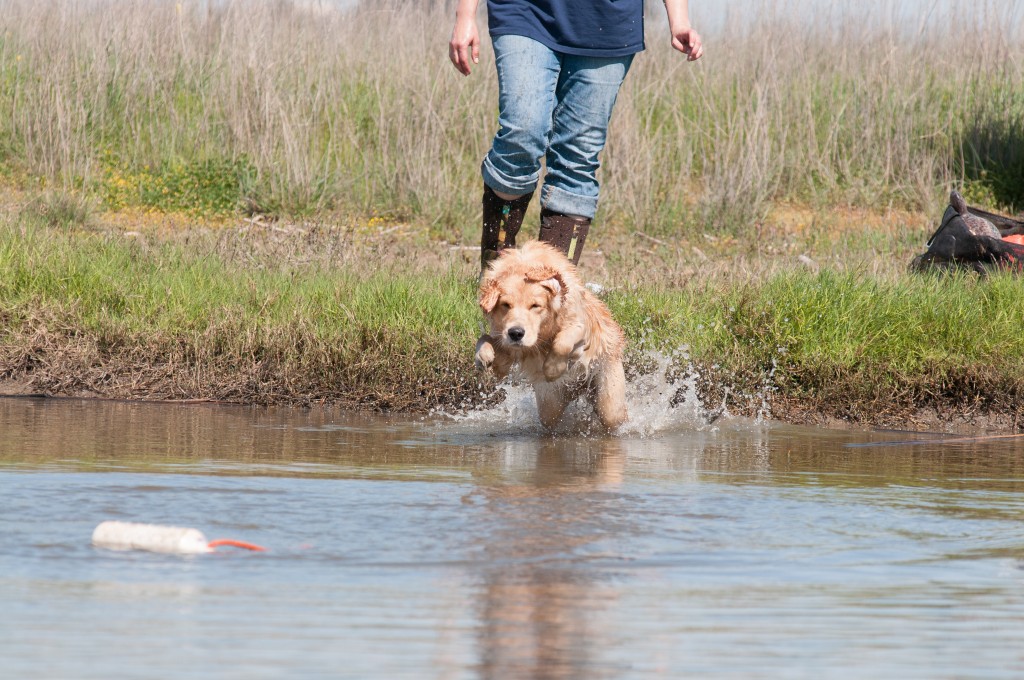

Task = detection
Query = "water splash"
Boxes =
[448,346,725,438]
[619,347,719,436]
[755,356,779,424]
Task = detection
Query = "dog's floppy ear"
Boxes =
[526,266,567,302]
[479,278,501,313]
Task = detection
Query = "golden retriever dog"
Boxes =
[475,241,627,430]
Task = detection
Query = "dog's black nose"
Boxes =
[507,326,526,343]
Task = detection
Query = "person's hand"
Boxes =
[671,25,703,61]
[449,15,480,76]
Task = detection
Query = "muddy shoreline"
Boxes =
[4,214,1024,435]
[3,369,1020,436]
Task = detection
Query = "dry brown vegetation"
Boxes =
[0,0,1021,236]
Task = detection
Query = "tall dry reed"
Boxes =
[0,0,1021,237]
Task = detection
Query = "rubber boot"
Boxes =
[481,185,534,271]
[539,208,591,266]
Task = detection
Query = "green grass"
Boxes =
[0,221,483,407]
[99,157,257,217]
[0,1,1022,236]
[19,191,94,230]
[1,1,1022,423]
[613,268,1024,395]
[3,218,1024,422]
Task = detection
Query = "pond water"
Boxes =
[2,393,1024,679]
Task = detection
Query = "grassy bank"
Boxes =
[3,213,1024,427]
[2,0,1024,427]
[0,0,1022,241]
[0,218,480,409]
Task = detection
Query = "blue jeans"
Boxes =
[481,35,634,219]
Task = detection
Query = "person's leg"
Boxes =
[479,35,560,270]
[480,185,533,271]
[539,53,633,265]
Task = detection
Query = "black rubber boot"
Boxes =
[539,208,591,266]
[481,185,534,271]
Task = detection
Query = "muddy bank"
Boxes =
[4,220,1024,433]
[0,323,481,411]
[3,338,1022,434]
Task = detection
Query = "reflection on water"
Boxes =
[2,397,1024,679]
[473,439,630,680]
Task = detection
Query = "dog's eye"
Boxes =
[499,302,511,310]
[530,303,543,311]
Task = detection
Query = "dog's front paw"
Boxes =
[569,339,587,361]
[475,338,496,370]
[543,354,569,382]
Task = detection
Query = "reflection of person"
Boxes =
[449,0,703,270]
[473,438,626,677]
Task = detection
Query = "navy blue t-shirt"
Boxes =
[487,0,645,57]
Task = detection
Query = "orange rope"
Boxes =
[207,538,267,552]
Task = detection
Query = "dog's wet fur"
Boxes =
[475,241,627,430]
